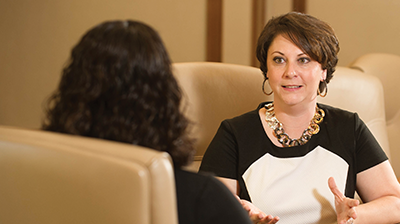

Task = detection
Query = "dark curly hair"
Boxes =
[42,20,194,168]
[256,12,340,94]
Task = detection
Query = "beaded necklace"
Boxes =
[264,103,325,147]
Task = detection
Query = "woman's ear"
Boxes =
[321,69,327,81]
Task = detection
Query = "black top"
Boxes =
[199,102,388,223]
[174,168,252,224]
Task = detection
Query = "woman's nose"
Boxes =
[284,62,297,78]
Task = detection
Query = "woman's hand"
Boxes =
[237,197,280,224]
[328,177,360,224]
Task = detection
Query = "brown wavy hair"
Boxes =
[42,20,194,168]
[256,12,340,93]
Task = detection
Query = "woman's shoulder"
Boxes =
[318,103,358,121]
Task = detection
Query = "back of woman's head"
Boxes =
[43,20,194,168]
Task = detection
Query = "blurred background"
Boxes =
[1,0,399,129]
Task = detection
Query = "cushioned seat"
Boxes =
[0,126,178,224]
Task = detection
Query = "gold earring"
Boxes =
[317,80,328,97]
[317,86,327,97]
[262,79,273,96]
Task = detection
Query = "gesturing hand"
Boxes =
[328,177,360,224]
[238,198,280,224]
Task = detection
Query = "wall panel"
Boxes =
[0,0,206,128]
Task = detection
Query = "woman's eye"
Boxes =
[273,57,285,64]
[298,57,310,64]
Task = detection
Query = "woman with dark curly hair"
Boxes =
[43,20,251,224]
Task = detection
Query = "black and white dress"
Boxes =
[199,102,387,224]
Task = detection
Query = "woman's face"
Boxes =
[266,34,326,107]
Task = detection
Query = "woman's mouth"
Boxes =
[283,85,302,89]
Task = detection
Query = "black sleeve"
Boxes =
[199,120,238,179]
[354,113,388,173]
[195,175,252,224]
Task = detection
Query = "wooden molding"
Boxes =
[207,0,307,64]
[251,0,266,67]
[206,0,223,62]
[293,0,306,13]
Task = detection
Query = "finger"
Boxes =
[251,213,280,224]
[345,217,354,224]
[249,213,265,223]
[260,214,273,223]
[249,210,266,219]
[270,216,280,224]
[328,177,345,199]
[249,213,259,223]
[235,195,241,202]
[254,214,278,224]
[347,198,360,208]
[263,216,280,224]
[348,206,358,219]
[241,201,253,212]
[242,203,250,212]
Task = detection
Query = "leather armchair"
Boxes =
[350,53,400,179]
[173,62,390,172]
[173,62,273,171]
[0,126,178,224]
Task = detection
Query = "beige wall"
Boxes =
[222,0,252,65]
[222,0,400,67]
[0,0,206,128]
[1,0,400,129]
[307,0,400,66]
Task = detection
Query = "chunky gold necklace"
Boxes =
[264,103,325,147]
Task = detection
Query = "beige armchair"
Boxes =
[173,62,273,171]
[173,62,390,173]
[0,126,178,224]
[350,53,400,179]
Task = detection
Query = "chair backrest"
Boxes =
[349,53,400,122]
[0,126,178,224]
[173,62,390,171]
[317,66,390,158]
[173,62,273,170]
[349,53,400,177]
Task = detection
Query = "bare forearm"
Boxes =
[354,196,400,224]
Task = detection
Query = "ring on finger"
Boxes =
[346,217,354,224]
